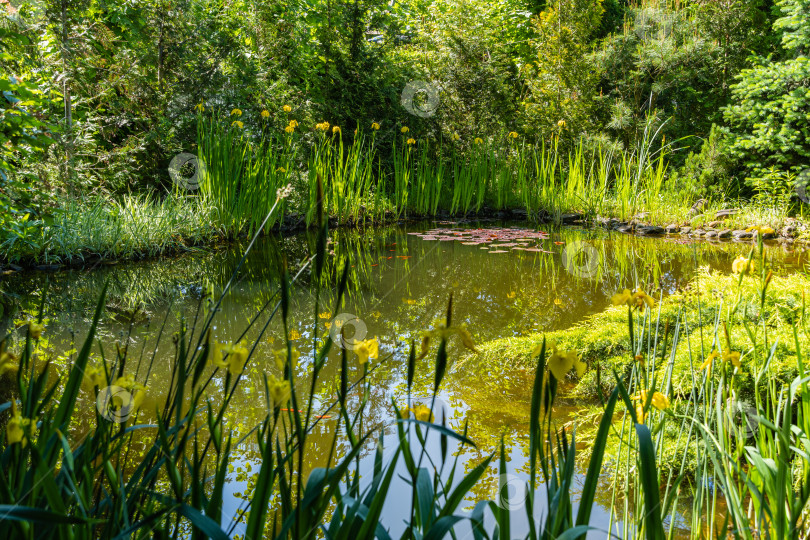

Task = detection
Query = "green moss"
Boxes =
[465,268,810,479]
[469,269,810,399]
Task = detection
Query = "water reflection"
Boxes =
[0,221,804,537]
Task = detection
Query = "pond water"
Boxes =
[1,221,806,538]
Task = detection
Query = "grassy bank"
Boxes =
[3,111,805,268]
[467,268,809,399]
[0,194,228,267]
[464,242,810,480]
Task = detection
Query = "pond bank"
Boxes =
[2,196,807,273]
[462,266,810,477]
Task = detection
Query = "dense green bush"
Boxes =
[721,0,810,186]
[591,1,773,160]
[670,125,740,200]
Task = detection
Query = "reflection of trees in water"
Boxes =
[0,223,802,533]
[3,223,800,345]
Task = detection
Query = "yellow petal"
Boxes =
[28,322,45,339]
[6,415,24,444]
[651,392,670,410]
[548,351,574,380]
[456,327,478,353]
[724,351,741,368]
[356,343,370,365]
[611,289,631,306]
[411,404,434,423]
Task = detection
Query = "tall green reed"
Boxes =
[198,111,294,235]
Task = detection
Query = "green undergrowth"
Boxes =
[468,269,809,400]
[1,194,226,266]
[465,266,810,480]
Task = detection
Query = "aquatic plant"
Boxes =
[2,205,810,538]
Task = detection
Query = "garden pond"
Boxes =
[1,221,807,538]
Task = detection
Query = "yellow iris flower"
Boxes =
[212,342,249,375]
[532,341,585,380]
[84,365,108,389]
[231,120,244,129]
[548,346,578,380]
[273,348,299,371]
[268,374,292,407]
[261,109,270,118]
[732,256,755,274]
[401,126,409,134]
[611,289,655,312]
[745,225,775,235]
[231,108,242,117]
[355,337,379,365]
[410,403,434,423]
[6,403,35,446]
[634,390,670,422]
[28,322,44,339]
[723,350,741,368]
[371,122,380,130]
[282,105,292,112]
[112,373,147,410]
[398,403,434,423]
[699,351,720,374]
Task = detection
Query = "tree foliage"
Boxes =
[592,0,773,156]
[523,0,604,141]
[721,0,810,182]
